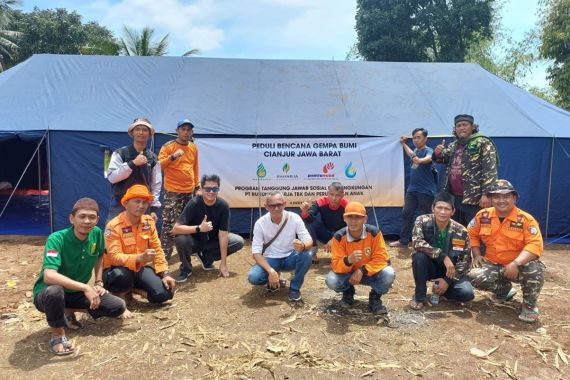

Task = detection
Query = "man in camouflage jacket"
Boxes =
[433,114,498,226]
[409,192,474,310]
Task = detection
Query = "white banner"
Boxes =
[198,137,404,208]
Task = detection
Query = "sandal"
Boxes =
[64,314,83,330]
[49,335,74,356]
[409,299,425,310]
[518,304,539,323]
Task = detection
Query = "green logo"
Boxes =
[282,163,290,173]
[257,163,267,178]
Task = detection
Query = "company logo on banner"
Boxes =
[198,137,404,208]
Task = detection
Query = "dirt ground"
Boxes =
[0,235,569,380]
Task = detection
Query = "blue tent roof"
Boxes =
[1,54,569,137]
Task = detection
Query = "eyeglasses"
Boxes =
[266,203,284,209]
[203,187,220,193]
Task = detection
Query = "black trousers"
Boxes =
[399,191,434,244]
[34,285,126,328]
[104,266,174,304]
[452,195,480,226]
[175,233,244,273]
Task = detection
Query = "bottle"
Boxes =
[431,280,440,306]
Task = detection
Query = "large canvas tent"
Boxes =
[0,54,569,237]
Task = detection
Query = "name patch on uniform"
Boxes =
[122,226,132,234]
[480,212,491,224]
[46,249,59,257]
[509,221,523,231]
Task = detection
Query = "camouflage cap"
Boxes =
[487,179,518,196]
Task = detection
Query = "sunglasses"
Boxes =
[266,203,285,209]
[203,187,220,193]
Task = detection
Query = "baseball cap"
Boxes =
[177,119,195,129]
[344,202,366,217]
[121,184,154,206]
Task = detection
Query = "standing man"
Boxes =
[468,180,545,323]
[247,191,313,302]
[409,192,474,310]
[433,114,498,226]
[104,185,175,314]
[173,174,244,281]
[300,182,348,263]
[325,202,395,315]
[106,117,162,222]
[33,198,126,355]
[390,128,437,248]
[158,119,200,261]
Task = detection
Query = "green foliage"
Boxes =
[120,25,200,57]
[355,0,495,62]
[6,7,119,67]
[0,0,21,71]
[539,0,570,110]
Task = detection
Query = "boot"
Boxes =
[339,285,355,308]
[368,290,387,315]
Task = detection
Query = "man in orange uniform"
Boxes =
[325,202,395,315]
[158,119,200,260]
[467,180,544,323]
[104,185,175,317]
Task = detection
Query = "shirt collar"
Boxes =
[346,225,367,242]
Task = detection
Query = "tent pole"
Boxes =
[0,131,47,220]
[47,129,54,233]
[37,141,42,207]
[545,136,555,238]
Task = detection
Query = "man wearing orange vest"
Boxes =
[104,185,175,317]
[158,119,200,260]
[325,202,395,315]
[467,180,545,323]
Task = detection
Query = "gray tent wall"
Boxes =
[0,55,569,236]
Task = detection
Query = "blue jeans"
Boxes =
[325,266,396,295]
[247,250,313,291]
[306,219,336,245]
[412,251,474,302]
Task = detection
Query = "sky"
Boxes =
[20,0,547,87]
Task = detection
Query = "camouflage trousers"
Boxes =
[468,260,545,307]
[160,191,193,260]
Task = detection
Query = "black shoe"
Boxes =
[368,290,387,315]
[196,252,215,271]
[339,285,356,308]
[175,270,192,283]
[288,288,302,302]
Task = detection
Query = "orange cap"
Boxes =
[121,184,154,206]
[344,202,366,217]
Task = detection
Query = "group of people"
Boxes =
[32,114,545,356]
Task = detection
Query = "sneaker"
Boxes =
[195,252,215,271]
[339,286,356,308]
[368,290,388,315]
[175,270,192,283]
[267,279,287,293]
[288,289,302,302]
[491,288,517,303]
[389,241,405,248]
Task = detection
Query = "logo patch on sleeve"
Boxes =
[530,226,538,235]
[104,228,112,237]
[46,249,59,257]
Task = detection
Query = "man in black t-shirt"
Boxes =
[172,174,244,282]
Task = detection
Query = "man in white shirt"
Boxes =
[247,191,313,301]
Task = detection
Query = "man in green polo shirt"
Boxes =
[33,198,126,355]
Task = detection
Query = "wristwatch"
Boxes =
[196,225,201,233]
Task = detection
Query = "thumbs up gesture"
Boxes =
[133,151,148,166]
[199,214,213,232]
[434,139,446,156]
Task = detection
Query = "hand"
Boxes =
[324,239,332,253]
[84,285,101,310]
[137,249,156,264]
[412,156,421,165]
[300,201,310,214]
[172,149,184,160]
[434,139,446,156]
[434,278,449,295]
[162,275,176,290]
[94,284,108,296]
[267,269,280,289]
[471,254,486,268]
[479,194,491,208]
[150,212,158,222]
[502,262,519,281]
[132,151,148,166]
[400,135,407,145]
[349,269,363,285]
[293,239,305,252]
[219,263,230,278]
[199,215,213,233]
[348,250,363,264]
[194,188,202,197]
[443,256,456,279]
